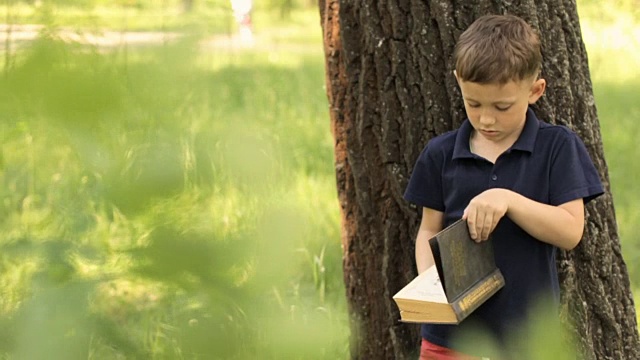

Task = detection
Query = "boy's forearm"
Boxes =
[504,190,584,250]
[415,207,445,273]
[415,229,438,274]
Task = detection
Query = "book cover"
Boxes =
[430,219,499,301]
[393,219,505,324]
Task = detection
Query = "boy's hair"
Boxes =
[454,14,542,84]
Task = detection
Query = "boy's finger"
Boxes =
[466,209,478,240]
[481,213,493,240]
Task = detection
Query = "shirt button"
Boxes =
[491,174,498,181]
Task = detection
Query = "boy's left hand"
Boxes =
[463,188,511,242]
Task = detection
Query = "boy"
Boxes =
[404,14,604,359]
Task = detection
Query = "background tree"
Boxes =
[319,0,640,359]
[182,0,194,12]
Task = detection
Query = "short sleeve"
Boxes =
[404,144,445,211]
[548,131,604,206]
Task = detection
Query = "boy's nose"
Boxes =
[479,113,496,125]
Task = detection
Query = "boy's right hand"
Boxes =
[463,188,512,241]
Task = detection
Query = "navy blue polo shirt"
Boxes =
[404,108,604,352]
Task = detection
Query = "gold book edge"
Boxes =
[396,270,505,324]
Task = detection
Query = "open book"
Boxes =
[393,219,505,324]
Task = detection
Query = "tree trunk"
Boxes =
[182,0,194,12]
[319,0,640,359]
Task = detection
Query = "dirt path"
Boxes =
[0,24,322,53]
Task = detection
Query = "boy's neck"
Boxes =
[469,130,520,164]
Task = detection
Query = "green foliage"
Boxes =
[0,23,345,357]
[451,297,578,359]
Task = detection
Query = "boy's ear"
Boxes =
[528,78,546,104]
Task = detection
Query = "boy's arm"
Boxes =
[415,207,444,274]
[463,188,584,250]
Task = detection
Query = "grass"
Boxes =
[0,1,637,359]
[580,5,640,287]
[0,15,345,357]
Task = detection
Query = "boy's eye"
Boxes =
[467,103,480,108]
[496,106,511,112]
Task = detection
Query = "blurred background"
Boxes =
[0,0,637,358]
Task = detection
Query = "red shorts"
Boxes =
[419,338,482,360]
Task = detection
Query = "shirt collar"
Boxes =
[452,107,540,159]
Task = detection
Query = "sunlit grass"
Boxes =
[581,16,640,82]
[580,7,640,288]
[593,79,640,285]
[0,18,345,355]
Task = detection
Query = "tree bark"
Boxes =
[319,0,640,359]
[182,0,194,12]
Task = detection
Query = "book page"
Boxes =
[394,266,447,303]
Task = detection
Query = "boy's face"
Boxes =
[454,73,546,146]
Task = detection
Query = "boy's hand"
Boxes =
[463,188,512,242]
